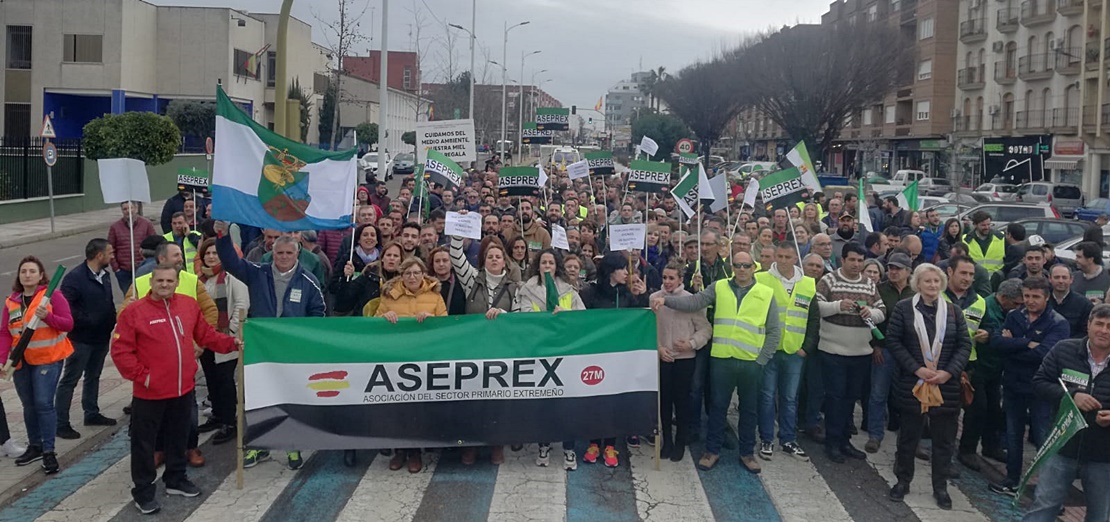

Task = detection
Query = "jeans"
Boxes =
[1002,388,1052,485]
[1022,455,1110,522]
[198,351,237,426]
[895,409,958,493]
[758,351,805,445]
[130,392,194,504]
[55,341,110,428]
[687,345,711,436]
[866,348,896,442]
[820,352,871,452]
[115,269,133,295]
[801,347,825,430]
[958,361,1004,455]
[13,361,64,452]
[705,357,762,456]
[660,357,695,448]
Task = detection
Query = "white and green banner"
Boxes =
[627,160,672,193]
[423,148,465,190]
[498,166,543,197]
[242,309,659,449]
[212,85,358,231]
[784,141,822,193]
[521,122,554,144]
[758,166,811,210]
[897,180,919,211]
[536,107,570,131]
[585,151,615,176]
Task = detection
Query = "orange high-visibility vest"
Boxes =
[5,289,73,366]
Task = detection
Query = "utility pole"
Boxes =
[378,0,389,176]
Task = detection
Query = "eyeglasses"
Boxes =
[733,262,754,269]
[402,271,424,278]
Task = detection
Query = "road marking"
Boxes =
[258,451,374,522]
[53,254,83,263]
[335,450,439,521]
[184,451,315,522]
[413,449,498,521]
[628,444,716,522]
[487,445,566,522]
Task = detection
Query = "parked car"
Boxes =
[360,151,392,183]
[918,196,947,209]
[923,203,973,220]
[917,177,953,196]
[944,192,992,205]
[1009,218,1092,245]
[392,153,416,176]
[973,183,1020,201]
[1016,182,1084,217]
[957,202,1058,228]
[1054,224,1110,265]
[1073,198,1110,222]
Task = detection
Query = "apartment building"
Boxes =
[953,0,1086,187]
[1079,0,1110,197]
[735,107,790,162]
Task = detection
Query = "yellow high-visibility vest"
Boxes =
[755,271,815,354]
[133,271,199,301]
[711,279,774,361]
[963,232,1005,272]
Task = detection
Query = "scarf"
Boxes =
[355,245,380,265]
[911,294,947,413]
[200,265,231,332]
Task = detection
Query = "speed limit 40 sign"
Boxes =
[675,139,694,154]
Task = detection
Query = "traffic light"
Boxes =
[588,117,593,124]
[571,105,577,114]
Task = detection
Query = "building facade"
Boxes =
[1079,0,1110,197]
[342,51,421,93]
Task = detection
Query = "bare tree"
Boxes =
[654,59,742,161]
[314,0,370,150]
[733,21,908,163]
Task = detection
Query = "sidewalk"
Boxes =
[0,201,167,249]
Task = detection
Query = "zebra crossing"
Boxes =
[0,415,1060,522]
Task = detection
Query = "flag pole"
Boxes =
[129,203,136,296]
[235,308,246,489]
[695,199,702,287]
[347,203,358,281]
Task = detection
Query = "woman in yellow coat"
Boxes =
[375,257,447,473]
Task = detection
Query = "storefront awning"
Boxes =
[1044,158,1082,170]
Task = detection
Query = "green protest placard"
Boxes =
[627,160,671,194]
[536,107,570,131]
[521,122,553,144]
[498,166,542,197]
[757,167,811,210]
[585,151,614,176]
[423,149,465,190]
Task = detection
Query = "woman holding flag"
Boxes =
[514,248,585,470]
[0,256,74,474]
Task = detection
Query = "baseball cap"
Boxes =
[839,213,855,221]
[888,252,912,269]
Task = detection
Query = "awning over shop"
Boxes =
[1044,158,1082,170]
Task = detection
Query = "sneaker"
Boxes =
[287,451,303,470]
[0,438,27,458]
[83,414,117,427]
[242,449,270,468]
[56,426,81,440]
[603,446,619,467]
[989,482,1018,497]
[758,441,774,461]
[15,446,43,466]
[642,436,655,447]
[740,455,762,474]
[864,439,881,454]
[583,444,600,464]
[563,450,577,471]
[166,479,201,497]
[625,436,640,449]
[134,499,161,515]
[41,452,59,474]
[536,444,551,467]
[781,442,809,461]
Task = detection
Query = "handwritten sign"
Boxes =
[445,211,481,240]
[608,224,646,251]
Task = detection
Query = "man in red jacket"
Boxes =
[111,264,239,515]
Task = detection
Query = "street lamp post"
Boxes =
[447,10,477,120]
[518,52,541,161]
[500,20,529,164]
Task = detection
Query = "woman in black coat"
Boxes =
[884,262,972,510]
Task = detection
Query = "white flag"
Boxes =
[98,158,152,204]
[697,162,715,202]
[709,173,728,213]
[639,136,659,157]
[566,159,590,180]
[742,177,759,209]
[538,164,549,187]
[858,180,873,233]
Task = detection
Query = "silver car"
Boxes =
[1016,182,1084,217]
[957,202,1058,229]
[973,183,1019,201]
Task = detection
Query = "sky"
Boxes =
[150,0,831,107]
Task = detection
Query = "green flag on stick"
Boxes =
[1015,384,1089,504]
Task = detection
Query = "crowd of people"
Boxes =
[0,163,1108,520]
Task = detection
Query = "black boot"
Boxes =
[15,445,43,467]
[670,433,686,462]
[343,450,357,467]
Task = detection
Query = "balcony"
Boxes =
[901,0,918,25]
[1052,107,1079,129]
[957,66,986,89]
[1015,109,1047,130]
[1058,0,1084,15]
[1055,47,1083,74]
[1021,0,1057,26]
[959,19,987,44]
[1018,53,1055,80]
[1087,41,1102,70]
[997,7,1020,32]
[954,114,983,135]
[1100,105,1110,128]
[995,61,1018,84]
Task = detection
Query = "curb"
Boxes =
[0,219,114,250]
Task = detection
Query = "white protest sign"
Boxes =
[416,119,476,164]
[639,136,659,157]
[98,158,152,203]
[551,224,570,250]
[566,159,590,180]
[444,211,481,240]
[608,224,646,251]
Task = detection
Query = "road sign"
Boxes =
[205,136,214,155]
[675,139,694,154]
[40,115,57,139]
[42,141,57,167]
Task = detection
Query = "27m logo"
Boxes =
[580,366,605,386]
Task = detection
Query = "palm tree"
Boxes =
[645,66,667,111]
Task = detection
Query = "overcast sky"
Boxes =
[151,0,830,106]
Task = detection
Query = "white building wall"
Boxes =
[119,0,158,94]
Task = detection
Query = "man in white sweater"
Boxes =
[815,242,886,464]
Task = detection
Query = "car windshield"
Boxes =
[396,154,414,162]
[553,152,579,163]
[931,178,951,185]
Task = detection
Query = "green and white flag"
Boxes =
[242,309,659,449]
[897,180,919,211]
[758,166,811,210]
[585,151,615,176]
[423,148,465,190]
[677,152,699,166]
[784,141,822,193]
[1016,385,1089,503]
[858,179,874,233]
[627,160,671,193]
[498,166,542,197]
[672,167,698,218]
[212,85,357,231]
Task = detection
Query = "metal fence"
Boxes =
[0,136,84,201]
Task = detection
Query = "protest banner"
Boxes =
[627,160,671,193]
[1015,386,1089,503]
[535,107,570,131]
[609,224,647,251]
[585,151,615,176]
[416,119,476,164]
[498,166,543,197]
[423,149,465,190]
[242,310,659,449]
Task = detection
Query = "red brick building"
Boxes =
[342,51,420,93]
